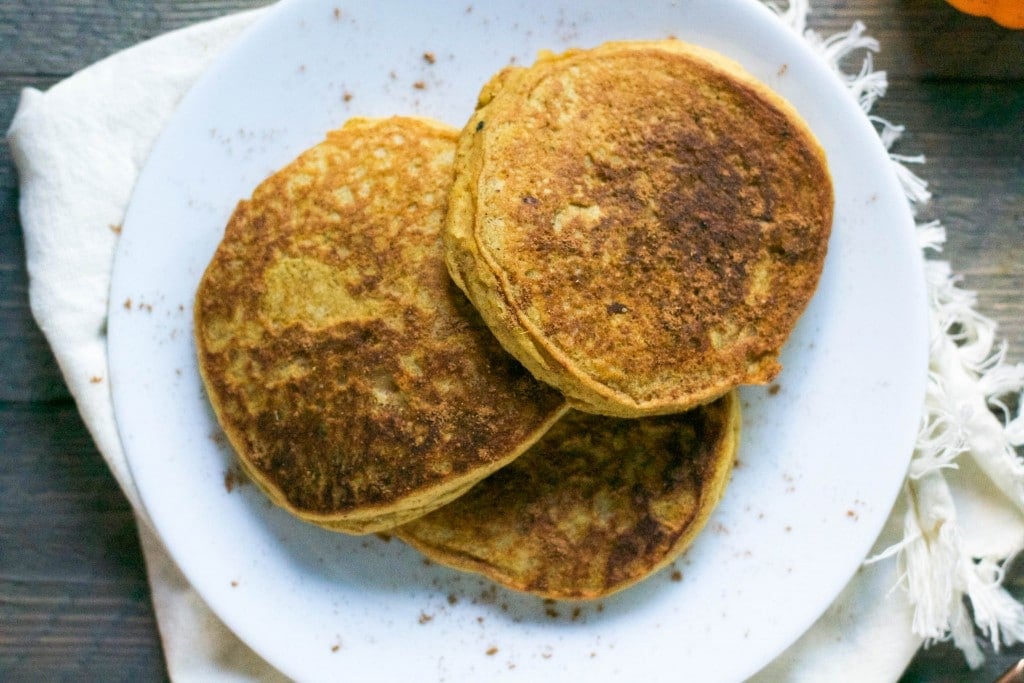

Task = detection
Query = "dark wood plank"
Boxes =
[872,78,1024,357]
[0,404,164,681]
[0,1,1021,681]
[810,0,1024,80]
[0,578,166,683]
[0,1,273,77]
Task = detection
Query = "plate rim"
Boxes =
[107,0,930,680]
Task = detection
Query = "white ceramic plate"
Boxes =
[108,0,929,680]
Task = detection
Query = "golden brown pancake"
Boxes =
[445,40,834,417]
[194,117,568,534]
[397,391,739,599]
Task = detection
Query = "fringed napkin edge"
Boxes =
[770,0,1024,668]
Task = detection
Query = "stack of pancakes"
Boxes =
[195,40,832,598]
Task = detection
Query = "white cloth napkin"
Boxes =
[8,2,1024,681]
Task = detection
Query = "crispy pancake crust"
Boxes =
[445,40,834,416]
[194,117,568,534]
[397,391,739,599]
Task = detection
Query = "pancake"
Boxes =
[445,40,834,417]
[397,391,739,599]
[194,117,568,534]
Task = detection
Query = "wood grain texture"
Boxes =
[810,0,1024,80]
[0,405,165,681]
[0,1,1021,681]
[875,78,1024,358]
[0,1,273,75]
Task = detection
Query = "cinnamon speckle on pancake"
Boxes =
[397,392,740,599]
[195,117,567,534]
[444,40,833,417]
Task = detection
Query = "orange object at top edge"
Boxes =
[945,0,1024,29]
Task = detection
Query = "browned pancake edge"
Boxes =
[397,390,740,599]
[445,40,834,417]
[195,116,568,534]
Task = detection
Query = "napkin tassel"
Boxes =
[896,471,1024,669]
[890,247,1024,668]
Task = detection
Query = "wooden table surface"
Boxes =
[1,1,1021,680]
